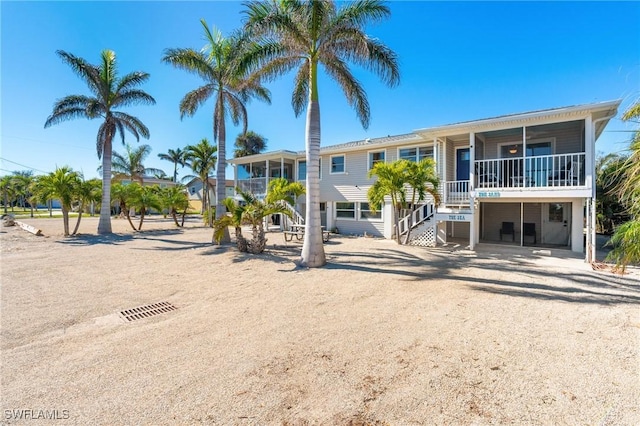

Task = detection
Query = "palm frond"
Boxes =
[179,85,215,119]
[114,89,156,108]
[322,56,370,128]
[291,61,310,116]
[44,107,92,128]
[162,48,216,82]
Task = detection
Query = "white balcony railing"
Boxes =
[475,153,586,189]
[444,180,470,205]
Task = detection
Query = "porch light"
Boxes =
[509,145,518,154]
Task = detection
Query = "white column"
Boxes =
[571,199,584,253]
[327,202,335,233]
[523,127,528,187]
[469,132,475,190]
[585,115,594,196]
[437,221,447,245]
[383,202,394,239]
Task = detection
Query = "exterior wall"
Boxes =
[481,202,521,242]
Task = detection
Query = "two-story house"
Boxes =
[228,100,621,262]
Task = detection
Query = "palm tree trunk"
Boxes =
[98,136,113,234]
[62,206,70,236]
[72,202,84,235]
[171,209,180,227]
[216,110,231,242]
[137,208,146,230]
[300,67,326,267]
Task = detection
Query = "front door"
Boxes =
[543,203,570,245]
[456,148,470,181]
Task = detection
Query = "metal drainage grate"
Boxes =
[119,301,177,322]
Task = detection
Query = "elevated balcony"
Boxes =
[443,152,587,205]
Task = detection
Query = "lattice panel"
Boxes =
[410,225,436,247]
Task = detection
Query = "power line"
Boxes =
[0,157,49,174]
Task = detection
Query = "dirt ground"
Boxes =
[1,216,639,425]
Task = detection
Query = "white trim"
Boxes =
[454,146,470,181]
[497,138,556,158]
[367,149,386,171]
[358,202,383,222]
[397,144,434,162]
[335,201,356,220]
[330,154,346,174]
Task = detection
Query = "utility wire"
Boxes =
[0,157,49,174]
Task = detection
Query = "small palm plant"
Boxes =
[33,166,80,236]
[131,185,162,230]
[214,189,291,254]
[111,182,142,231]
[158,186,190,227]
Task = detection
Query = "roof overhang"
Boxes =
[414,100,621,140]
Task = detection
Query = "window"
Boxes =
[360,202,382,220]
[399,146,433,162]
[368,151,385,170]
[190,187,196,195]
[331,155,345,173]
[297,159,322,180]
[336,202,355,219]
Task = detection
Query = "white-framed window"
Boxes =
[297,160,306,181]
[359,202,382,221]
[297,159,322,180]
[368,150,385,170]
[398,146,433,162]
[330,154,345,174]
[335,202,356,219]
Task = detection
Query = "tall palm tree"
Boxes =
[44,49,156,234]
[110,143,164,184]
[158,148,186,182]
[33,166,80,236]
[184,138,217,223]
[234,130,267,158]
[243,0,400,267]
[163,19,271,241]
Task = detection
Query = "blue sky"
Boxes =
[1,1,639,181]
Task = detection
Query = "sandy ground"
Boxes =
[1,215,639,425]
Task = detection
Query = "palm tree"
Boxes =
[214,189,292,254]
[367,160,410,244]
[158,148,186,182]
[234,130,267,158]
[243,0,400,267]
[33,166,80,236]
[0,175,13,214]
[44,49,156,234]
[607,99,640,272]
[130,185,162,230]
[184,138,217,224]
[158,185,190,227]
[70,176,101,235]
[596,152,628,234]
[11,171,34,212]
[163,19,271,241]
[111,143,164,184]
[111,182,141,231]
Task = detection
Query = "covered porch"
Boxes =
[231,151,299,198]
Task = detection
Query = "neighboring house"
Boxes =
[228,100,621,262]
[185,177,235,212]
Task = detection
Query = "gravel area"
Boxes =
[1,216,639,424]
